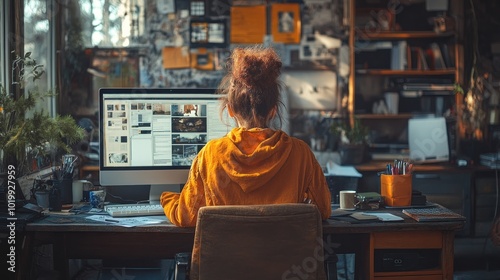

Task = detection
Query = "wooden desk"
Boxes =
[23,210,463,280]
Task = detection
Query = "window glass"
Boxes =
[60,0,146,120]
[78,0,146,47]
[24,0,54,116]
[0,1,5,89]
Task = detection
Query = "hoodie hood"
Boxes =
[215,127,292,193]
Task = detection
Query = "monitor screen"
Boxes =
[99,88,233,202]
[408,117,449,163]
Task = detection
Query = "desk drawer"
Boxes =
[372,231,442,249]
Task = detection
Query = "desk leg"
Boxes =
[52,233,69,279]
[324,233,370,280]
[356,234,370,280]
[17,232,32,280]
[442,231,455,280]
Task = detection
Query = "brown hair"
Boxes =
[218,46,284,128]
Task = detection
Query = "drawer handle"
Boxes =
[414,174,441,180]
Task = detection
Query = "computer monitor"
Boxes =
[408,117,449,163]
[99,88,233,203]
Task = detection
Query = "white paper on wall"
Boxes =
[281,70,337,110]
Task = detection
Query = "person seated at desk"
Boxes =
[160,46,331,227]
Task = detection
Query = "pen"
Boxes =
[105,218,120,223]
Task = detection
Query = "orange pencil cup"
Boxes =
[380,174,412,206]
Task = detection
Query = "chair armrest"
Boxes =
[174,252,191,280]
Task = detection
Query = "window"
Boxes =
[0,1,7,89]
[23,0,56,116]
[78,0,146,47]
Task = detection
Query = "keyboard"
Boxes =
[104,204,164,217]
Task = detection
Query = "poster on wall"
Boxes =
[299,34,337,61]
[162,47,191,69]
[271,3,301,44]
[190,19,228,48]
[191,48,215,70]
[230,5,267,44]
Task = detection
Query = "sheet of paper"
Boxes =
[360,212,404,222]
[86,215,166,227]
[326,162,362,177]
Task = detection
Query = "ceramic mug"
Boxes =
[89,189,106,209]
[72,180,93,203]
[339,190,357,210]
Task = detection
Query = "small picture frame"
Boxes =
[190,0,206,17]
[271,3,301,44]
[190,19,227,48]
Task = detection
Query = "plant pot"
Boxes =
[338,144,365,165]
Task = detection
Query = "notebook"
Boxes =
[402,206,465,222]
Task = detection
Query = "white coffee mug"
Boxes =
[72,180,93,203]
[339,190,357,210]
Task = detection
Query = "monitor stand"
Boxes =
[149,184,182,204]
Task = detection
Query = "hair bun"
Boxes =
[232,48,282,88]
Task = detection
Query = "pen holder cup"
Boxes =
[380,174,412,207]
[51,178,73,205]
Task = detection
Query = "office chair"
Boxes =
[173,203,337,280]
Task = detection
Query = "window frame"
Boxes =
[0,0,9,90]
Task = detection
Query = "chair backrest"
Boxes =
[189,203,327,280]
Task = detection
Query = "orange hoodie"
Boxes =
[160,127,331,227]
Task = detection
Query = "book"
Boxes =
[391,41,407,70]
[439,43,453,68]
[402,206,465,222]
[430,43,446,69]
[410,47,429,70]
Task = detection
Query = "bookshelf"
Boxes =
[348,0,464,157]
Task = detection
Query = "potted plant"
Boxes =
[0,52,84,202]
[331,118,369,165]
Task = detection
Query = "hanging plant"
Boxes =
[455,0,490,141]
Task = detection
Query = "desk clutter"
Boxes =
[331,181,462,222]
[330,202,463,223]
[330,158,464,223]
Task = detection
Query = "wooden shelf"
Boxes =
[355,69,456,76]
[355,31,455,40]
[355,114,413,119]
